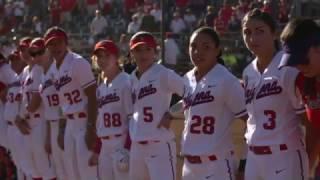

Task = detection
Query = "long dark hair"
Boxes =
[281,19,320,97]
[242,8,280,51]
[191,26,225,65]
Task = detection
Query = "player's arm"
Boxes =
[158,70,186,129]
[75,59,97,150]
[26,92,42,113]
[57,117,66,150]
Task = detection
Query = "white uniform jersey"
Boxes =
[181,64,247,156]
[96,72,132,137]
[243,51,305,146]
[130,63,186,141]
[20,65,44,118]
[4,73,22,122]
[0,62,16,88]
[39,62,63,120]
[54,52,96,115]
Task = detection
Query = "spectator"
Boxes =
[214,11,227,36]
[90,9,108,42]
[86,0,98,16]
[127,14,140,34]
[170,12,186,34]
[228,14,241,32]
[261,0,272,15]
[234,0,249,20]
[60,0,76,26]
[143,0,153,13]
[140,11,158,32]
[204,5,217,27]
[48,0,62,26]
[164,32,180,66]
[183,8,196,31]
[132,6,144,25]
[175,0,189,9]
[188,0,206,17]
[13,0,25,24]
[124,0,138,16]
[220,0,233,25]
[4,1,14,16]
[249,0,263,9]
[31,16,42,35]
[278,0,289,23]
[150,2,161,23]
[118,34,129,56]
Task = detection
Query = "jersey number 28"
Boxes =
[190,115,215,134]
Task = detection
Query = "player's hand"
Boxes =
[88,153,99,166]
[57,130,65,150]
[236,172,244,180]
[45,136,52,154]
[85,127,97,151]
[157,112,173,129]
[15,119,31,135]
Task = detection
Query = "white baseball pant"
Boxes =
[23,117,56,179]
[63,114,97,180]
[98,135,128,180]
[182,154,236,180]
[49,120,67,180]
[129,139,176,180]
[245,147,308,180]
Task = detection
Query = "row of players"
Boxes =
[1,8,320,180]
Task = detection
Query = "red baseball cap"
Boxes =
[18,37,32,50]
[29,38,45,50]
[129,31,157,50]
[93,40,119,56]
[44,26,68,46]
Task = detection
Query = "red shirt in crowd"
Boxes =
[60,0,76,12]
[125,0,137,13]
[86,0,98,5]
[176,0,189,8]
[220,5,233,25]
[296,73,320,128]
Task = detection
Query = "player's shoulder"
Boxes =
[215,64,240,84]
[67,52,90,65]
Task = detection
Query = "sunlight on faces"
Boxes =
[242,19,276,56]
[46,38,67,61]
[94,49,118,71]
[296,46,320,77]
[130,44,155,70]
[189,32,220,69]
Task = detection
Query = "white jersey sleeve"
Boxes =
[0,63,17,85]
[122,79,133,118]
[30,65,43,93]
[163,69,185,97]
[225,79,247,118]
[281,67,305,114]
[73,59,96,89]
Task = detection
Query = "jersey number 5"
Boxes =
[263,110,276,130]
[143,107,153,122]
[190,115,215,134]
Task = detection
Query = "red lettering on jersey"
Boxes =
[24,78,33,86]
[245,88,255,104]
[41,79,54,92]
[183,91,215,108]
[56,75,72,90]
[256,81,282,99]
[138,84,157,100]
[97,93,120,108]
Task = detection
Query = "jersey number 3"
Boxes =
[190,115,215,134]
[263,110,276,130]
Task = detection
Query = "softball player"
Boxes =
[180,27,248,180]
[129,31,186,180]
[44,26,98,180]
[280,18,320,179]
[4,51,26,180]
[242,9,308,180]
[88,40,131,180]
[22,38,57,180]
[27,38,67,180]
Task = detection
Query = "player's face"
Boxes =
[10,59,25,73]
[95,50,117,71]
[19,47,32,64]
[130,44,155,70]
[29,48,47,66]
[242,19,276,56]
[296,46,320,77]
[189,32,220,69]
[46,38,67,62]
